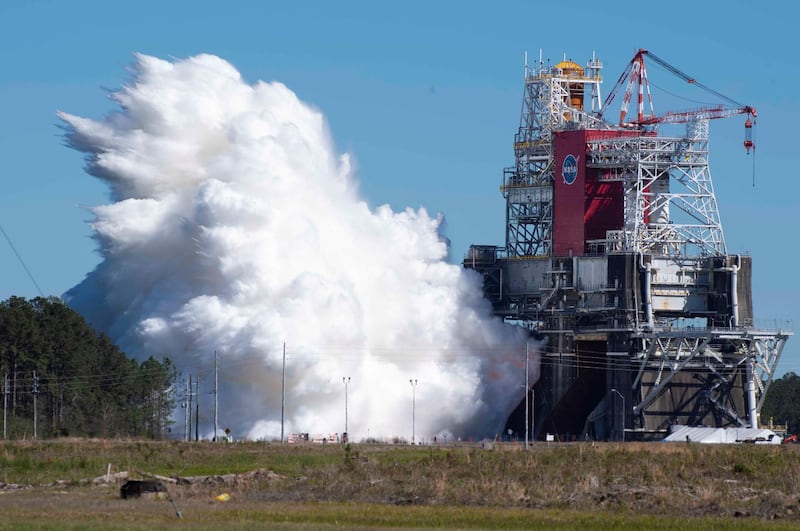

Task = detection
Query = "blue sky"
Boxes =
[1,0,797,373]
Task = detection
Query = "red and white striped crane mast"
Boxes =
[600,48,757,154]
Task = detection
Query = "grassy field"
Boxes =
[0,439,799,529]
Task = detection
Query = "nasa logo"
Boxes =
[562,154,578,185]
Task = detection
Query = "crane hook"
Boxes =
[744,115,754,155]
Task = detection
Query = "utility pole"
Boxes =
[183,377,189,441]
[32,371,39,440]
[195,379,199,442]
[281,342,286,443]
[187,374,193,442]
[11,367,15,417]
[409,379,418,445]
[3,374,7,440]
[214,350,218,441]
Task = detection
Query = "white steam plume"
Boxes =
[59,53,531,441]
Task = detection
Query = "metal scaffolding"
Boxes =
[586,120,726,257]
[466,49,791,441]
[503,54,607,258]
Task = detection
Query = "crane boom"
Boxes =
[601,49,754,126]
[599,49,756,154]
[639,104,757,126]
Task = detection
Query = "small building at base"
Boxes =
[664,425,781,444]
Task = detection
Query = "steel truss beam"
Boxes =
[587,120,726,257]
[630,328,789,428]
[504,61,609,258]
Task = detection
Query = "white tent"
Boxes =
[664,425,781,444]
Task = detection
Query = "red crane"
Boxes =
[600,49,756,154]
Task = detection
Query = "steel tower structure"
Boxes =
[586,119,727,258]
[504,53,606,258]
[466,50,791,441]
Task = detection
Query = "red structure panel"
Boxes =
[554,130,587,256]
[584,177,622,243]
[554,130,636,256]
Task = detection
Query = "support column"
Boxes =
[745,351,758,428]
[731,262,739,327]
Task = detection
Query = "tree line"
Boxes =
[0,296,176,439]
[761,371,800,435]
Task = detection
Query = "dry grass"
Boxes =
[1,440,800,528]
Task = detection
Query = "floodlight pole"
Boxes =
[342,377,351,438]
[611,388,625,442]
[410,379,418,444]
[281,342,286,443]
[525,341,529,450]
[214,350,218,441]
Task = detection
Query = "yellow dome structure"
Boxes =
[555,60,585,111]
[555,60,584,75]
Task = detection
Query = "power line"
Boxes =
[0,221,45,297]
